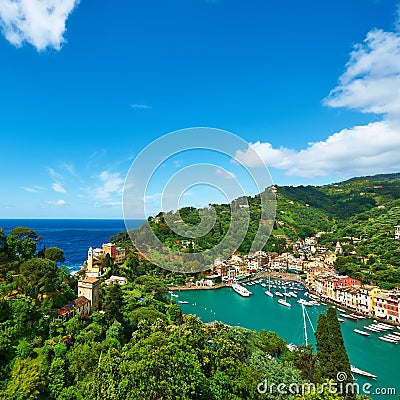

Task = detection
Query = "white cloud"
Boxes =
[52,182,66,193]
[0,0,79,51]
[94,171,124,200]
[46,199,66,206]
[215,167,236,179]
[131,104,151,109]
[236,24,400,179]
[324,29,400,115]
[21,186,37,193]
[62,162,78,177]
[235,142,295,169]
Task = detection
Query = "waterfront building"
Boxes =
[373,291,389,319]
[306,266,335,285]
[336,275,361,288]
[196,279,214,287]
[358,285,380,315]
[336,286,360,310]
[385,292,399,323]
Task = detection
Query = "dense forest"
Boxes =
[1,225,356,399]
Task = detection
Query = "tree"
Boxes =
[47,357,68,398]
[293,344,320,383]
[326,308,353,396]
[1,358,46,400]
[6,227,40,262]
[18,258,59,300]
[44,247,65,263]
[257,330,287,357]
[15,338,35,359]
[315,308,353,399]
[102,284,123,326]
[118,332,207,400]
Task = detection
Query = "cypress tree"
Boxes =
[315,314,335,378]
[315,308,355,399]
[326,307,354,398]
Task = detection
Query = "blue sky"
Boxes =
[0,0,400,218]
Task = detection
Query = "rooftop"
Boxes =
[79,277,100,283]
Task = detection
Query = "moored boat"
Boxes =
[340,313,358,320]
[351,365,377,379]
[232,283,252,297]
[354,329,370,337]
[379,336,398,344]
[278,298,291,307]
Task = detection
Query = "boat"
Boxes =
[350,365,377,379]
[364,326,383,332]
[178,300,189,304]
[379,336,398,344]
[278,298,291,307]
[264,276,274,297]
[337,308,346,312]
[297,299,313,306]
[337,318,345,322]
[170,293,179,298]
[261,283,267,288]
[340,313,358,320]
[350,313,365,319]
[232,283,252,297]
[275,291,283,297]
[354,329,370,337]
[377,323,394,330]
[384,334,400,341]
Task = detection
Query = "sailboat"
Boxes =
[278,285,291,307]
[265,275,273,297]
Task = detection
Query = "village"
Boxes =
[55,232,400,326]
[194,232,400,325]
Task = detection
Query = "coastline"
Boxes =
[170,272,400,328]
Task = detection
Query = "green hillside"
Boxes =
[147,172,400,288]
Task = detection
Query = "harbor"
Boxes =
[173,280,399,399]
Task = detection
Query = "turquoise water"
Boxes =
[176,282,400,399]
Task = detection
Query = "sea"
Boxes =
[1,219,398,398]
[0,219,143,274]
[175,286,400,399]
